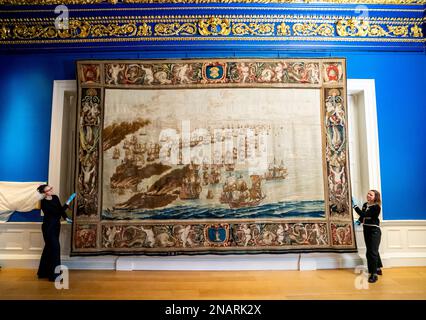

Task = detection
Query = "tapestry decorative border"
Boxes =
[72,58,356,255]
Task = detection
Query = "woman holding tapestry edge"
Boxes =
[36,184,75,282]
[352,189,383,283]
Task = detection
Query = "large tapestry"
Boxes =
[72,58,356,255]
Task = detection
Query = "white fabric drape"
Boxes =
[0,182,46,222]
[0,210,14,223]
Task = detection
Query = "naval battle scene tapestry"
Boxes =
[72,58,356,255]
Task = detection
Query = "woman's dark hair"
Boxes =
[370,189,382,206]
[37,184,49,194]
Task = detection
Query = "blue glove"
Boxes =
[66,217,73,224]
[66,193,76,205]
[355,220,361,226]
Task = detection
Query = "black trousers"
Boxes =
[37,221,61,280]
[363,225,383,274]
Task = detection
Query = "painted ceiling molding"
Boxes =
[1,16,424,40]
[0,2,424,51]
[0,0,425,5]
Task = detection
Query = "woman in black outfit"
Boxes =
[36,184,72,281]
[353,189,383,283]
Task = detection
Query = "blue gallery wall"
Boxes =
[0,50,425,220]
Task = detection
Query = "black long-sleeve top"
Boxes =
[41,195,69,224]
[354,203,381,227]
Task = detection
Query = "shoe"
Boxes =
[368,274,378,283]
[377,269,383,276]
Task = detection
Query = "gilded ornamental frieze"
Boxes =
[0,15,424,43]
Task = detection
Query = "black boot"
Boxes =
[377,268,383,275]
[368,274,378,283]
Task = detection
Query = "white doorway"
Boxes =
[48,80,77,203]
[347,79,382,219]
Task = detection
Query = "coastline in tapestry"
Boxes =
[102,88,325,220]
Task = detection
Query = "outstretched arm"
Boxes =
[60,197,69,220]
[62,193,76,221]
[61,205,69,220]
[354,204,365,218]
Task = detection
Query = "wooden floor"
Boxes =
[0,267,425,300]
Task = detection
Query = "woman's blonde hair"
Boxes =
[369,189,382,206]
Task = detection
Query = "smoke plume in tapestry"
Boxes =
[102,88,324,220]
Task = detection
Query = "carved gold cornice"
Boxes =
[0,15,423,43]
[0,14,423,48]
[0,0,425,5]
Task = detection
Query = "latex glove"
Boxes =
[66,217,73,224]
[66,193,77,205]
[37,192,46,200]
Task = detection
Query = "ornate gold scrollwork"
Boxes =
[368,24,389,37]
[154,22,197,36]
[410,24,423,37]
[336,19,369,37]
[91,23,138,37]
[198,17,231,36]
[277,22,290,36]
[137,23,152,36]
[10,19,151,39]
[13,24,57,39]
[0,25,11,40]
[69,20,91,38]
[0,16,423,43]
[387,25,409,37]
[293,23,334,36]
[336,19,422,38]
[232,23,275,36]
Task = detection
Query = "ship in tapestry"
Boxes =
[102,88,325,221]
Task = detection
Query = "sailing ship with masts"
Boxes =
[146,142,160,162]
[112,147,120,160]
[206,189,214,199]
[220,174,265,208]
[179,163,202,200]
[209,165,221,184]
[264,158,288,180]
